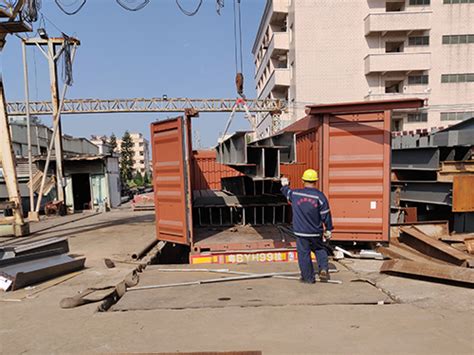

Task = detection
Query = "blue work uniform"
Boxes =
[281,186,333,282]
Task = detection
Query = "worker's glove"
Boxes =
[281,177,289,186]
[323,230,332,241]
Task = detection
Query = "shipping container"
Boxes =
[191,150,241,190]
[151,99,424,263]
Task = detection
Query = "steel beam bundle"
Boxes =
[216,131,296,179]
[194,204,288,227]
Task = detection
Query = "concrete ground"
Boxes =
[1,207,473,354]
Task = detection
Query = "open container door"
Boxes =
[321,111,390,242]
[151,117,193,245]
[305,99,425,242]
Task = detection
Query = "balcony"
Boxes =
[364,52,431,74]
[364,92,430,101]
[255,32,289,82]
[364,11,431,35]
[258,69,290,99]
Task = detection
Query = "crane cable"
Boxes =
[233,0,244,98]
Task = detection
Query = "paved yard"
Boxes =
[0,208,473,354]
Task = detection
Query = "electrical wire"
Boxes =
[216,0,224,15]
[116,0,150,12]
[40,12,64,34]
[22,0,42,22]
[61,33,74,86]
[175,0,202,16]
[55,0,87,15]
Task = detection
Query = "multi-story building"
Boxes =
[90,135,115,155]
[116,133,150,175]
[253,0,474,136]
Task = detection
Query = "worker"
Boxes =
[280,169,333,283]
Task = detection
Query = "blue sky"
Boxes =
[3,0,265,148]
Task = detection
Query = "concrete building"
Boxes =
[35,155,121,212]
[90,135,114,155]
[9,117,99,157]
[253,0,474,136]
[116,133,150,175]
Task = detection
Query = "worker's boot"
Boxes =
[318,269,330,282]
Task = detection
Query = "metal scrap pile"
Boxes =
[0,237,85,291]
[131,192,155,211]
[391,117,474,232]
[378,222,474,287]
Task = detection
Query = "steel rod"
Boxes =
[22,40,34,214]
[128,272,303,291]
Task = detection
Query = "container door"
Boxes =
[322,111,390,242]
[151,117,192,245]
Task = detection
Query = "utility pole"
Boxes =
[0,0,30,236]
[24,36,80,210]
[21,40,36,221]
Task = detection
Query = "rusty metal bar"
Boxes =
[7,98,286,116]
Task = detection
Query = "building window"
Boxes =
[386,2,405,11]
[385,80,403,93]
[444,0,474,3]
[385,41,404,53]
[441,73,474,83]
[407,113,428,122]
[408,75,429,85]
[440,111,474,121]
[409,0,430,5]
[442,34,474,44]
[408,36,430,46]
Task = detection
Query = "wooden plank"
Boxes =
[413,222,449,239]
[440,233,473,243]
[453,175,474,212]
[377,245,444,264]
[400,226,472,267]
[380,259,474,286]
[465,237,474,255]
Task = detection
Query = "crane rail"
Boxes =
[7,98,286,116]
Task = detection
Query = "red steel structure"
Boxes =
[151,99,424,262]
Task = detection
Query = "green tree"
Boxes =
[120,131,134,182]
[108,133,118,153]
[143,171,150,185]
[134,171,144,186]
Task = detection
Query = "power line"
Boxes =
[216,0,224,15]
[175,0,202,16]
[40,12,65,34]
[116,0,150,12]
[22,0,42,22]
[55,0,87,15]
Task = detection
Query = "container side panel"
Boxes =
[280,126,320,190]
[327,114,389,241]
[192,150,242,190]
[151,118,190,245]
